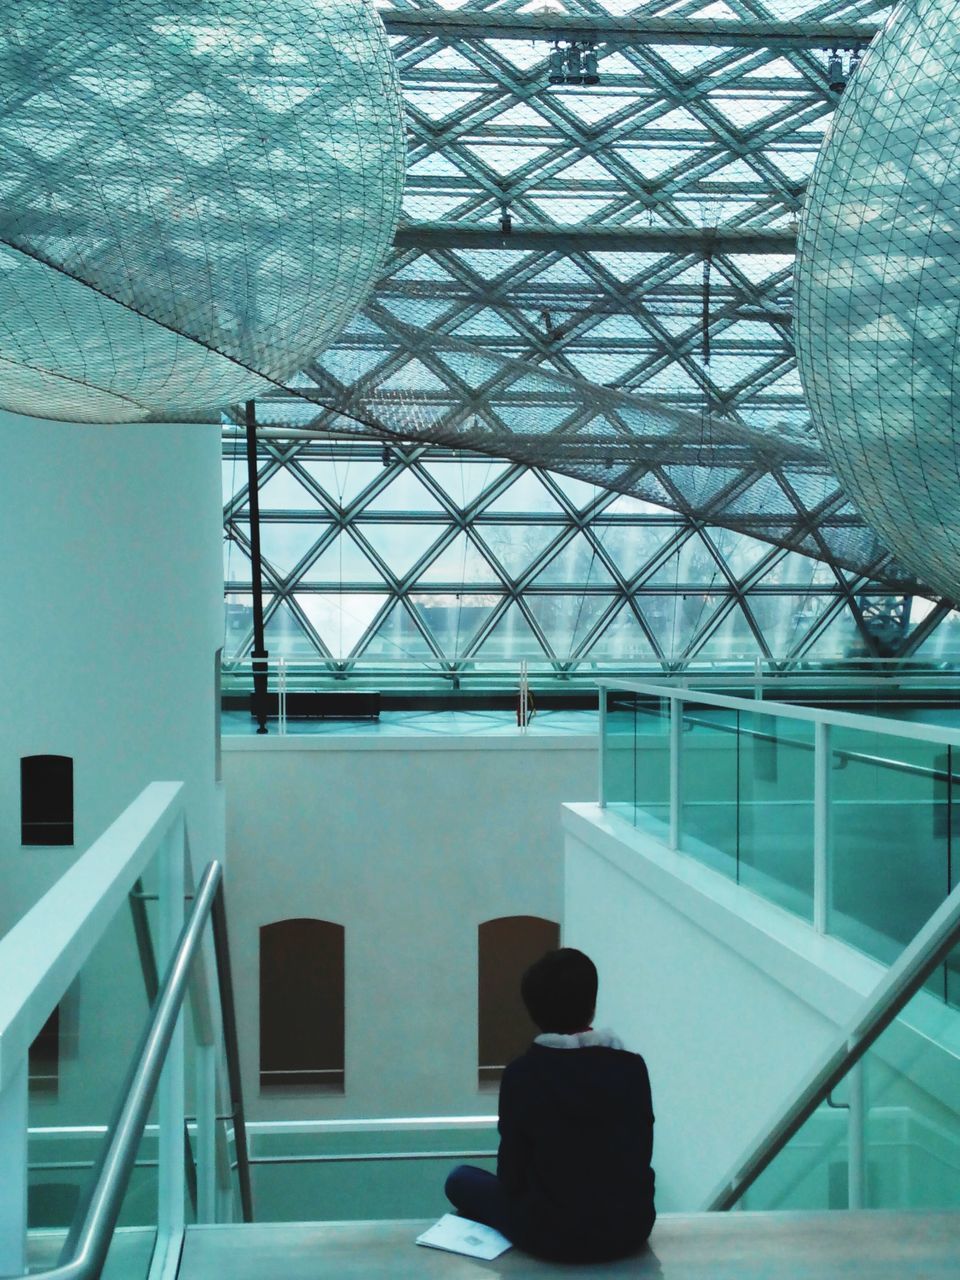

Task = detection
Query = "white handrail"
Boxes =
[0,782,184,1089]
[597,677,960,747]
[0,785,251,1275]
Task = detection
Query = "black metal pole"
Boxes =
[212,883,255,1222]
[127,880,198,1217]
[244,400,269,733]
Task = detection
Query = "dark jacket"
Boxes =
[496,1034,655,1262]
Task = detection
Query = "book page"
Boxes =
[416,1214,513,1260]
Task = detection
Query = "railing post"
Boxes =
[278,658,287,737]
[598,686,607,807]
[158,815,187,1257]
[814,721,830,933]
[195,1038,217,1222]
[848,1058,866,1209]
[0,1059,28,1277]
[670,695,681,851]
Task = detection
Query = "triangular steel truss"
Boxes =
[219,0,960,676]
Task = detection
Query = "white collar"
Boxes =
[534,1028,624,1050]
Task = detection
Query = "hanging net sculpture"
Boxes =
[290,309,910,588]
[796,0,960,602]
[0,0,404,421]
[0,0,918,593]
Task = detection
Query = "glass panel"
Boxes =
[263,601,319,658]
[828,728,951,985]
[358,523,443,578]
[584,604,657,667]
[525,594,616,660]
[634,695,670,831]
[27,848,163,1275]
[741,1097,849,1211]
[535,533,616,586]
[476,524,560,581]
[603,691,636,820]
[679,700,739,878]
[420,459,510,510]
[743,963,960,1212]
[354,603,439,669]
[738,711,815,922]
[248,1124,497,1222]
[410,594,500,661]
[301,532,387,585]
[258,522,322,579]
[603,692,670,831]
[642,595,727,664]
[415,532,500,586]
[861,953,960,1208]
[470,601,547,668]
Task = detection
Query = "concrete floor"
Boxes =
[178,1211,960,1279]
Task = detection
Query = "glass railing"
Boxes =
[1,784,251,1280]
[219,655,960,728]
[739,973,960,1212]
[706,881,960,1214]
[242,1119,497,1222]
[599,680,960,1006]
[27,855,160,1242]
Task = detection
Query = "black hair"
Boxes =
[520,947,598,1034]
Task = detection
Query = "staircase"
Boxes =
[27,1212,960,1280]
[7,787,960,1280]
[177,1214,960,1278]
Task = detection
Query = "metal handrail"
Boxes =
[704,877,960,1211]
[211,880,254,1223]
[126,878,199,1218]
[671,708,960,787]
[598,677,960,746]
[19,860,248,1280]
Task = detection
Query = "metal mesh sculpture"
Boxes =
[0,0,920,597]
[0,0,404,421]
[282,312,911,589]
[796,0,960,602]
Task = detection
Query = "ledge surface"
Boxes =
[177,1211,960,1279]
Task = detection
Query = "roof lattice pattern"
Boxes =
[217,0,960,680]
[234,0,920,595]
[223,440,952,679]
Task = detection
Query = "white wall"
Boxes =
[563,802,960,1212]
[0,412,225,931]
[0,412,225,1125]
[222,734,596,1121]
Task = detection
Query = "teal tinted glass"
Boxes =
[634,694,671,831]
[248,1125,496,1221]
[738,711,815,921]
[679,702,739,878]
[741,967,960,1212]
[828,728,951,986]
[603,691,637,819]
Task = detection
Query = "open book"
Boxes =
[416,1213,513,1260]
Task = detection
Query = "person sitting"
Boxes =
[445,947,655,1262]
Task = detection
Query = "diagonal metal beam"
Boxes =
[382,12,882,50]
[393,222,798,255]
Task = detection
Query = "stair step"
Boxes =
[178,1211,960,1279]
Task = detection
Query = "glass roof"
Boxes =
[219,0,959,677]
[228,0,926,596]
[222,441,954,679]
